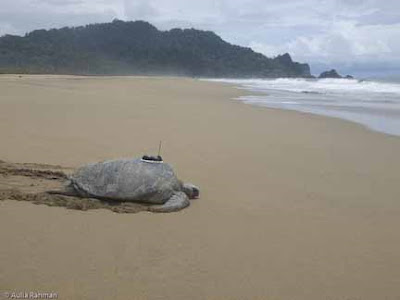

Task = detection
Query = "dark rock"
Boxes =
[319,69,342,79]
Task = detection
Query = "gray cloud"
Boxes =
[0,0,399,76]
[38,0,83,5]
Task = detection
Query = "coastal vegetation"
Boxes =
[0,20,311,77]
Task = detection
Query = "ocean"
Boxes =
[207,77,400,137]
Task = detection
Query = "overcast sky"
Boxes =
[0,0,399,76]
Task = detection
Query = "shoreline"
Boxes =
[206,78,400,138]
[239,98,400,139]
[1,75,400,299]
[5,72,399,140]
[2,74,399,165]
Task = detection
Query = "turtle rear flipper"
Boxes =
[47,181,79,197]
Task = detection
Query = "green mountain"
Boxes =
[0,20,311,77]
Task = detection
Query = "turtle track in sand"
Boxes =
[0,160,173,213]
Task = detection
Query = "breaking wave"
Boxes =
[206,78,400,136]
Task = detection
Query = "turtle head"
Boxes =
[181,183,200,199]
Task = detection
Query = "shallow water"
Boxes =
[207,77,400,136]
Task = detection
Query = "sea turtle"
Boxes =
[49,157,199,212]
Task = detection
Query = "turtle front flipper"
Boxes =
[148,192,190,213]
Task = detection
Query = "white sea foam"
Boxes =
[206,78,400,136]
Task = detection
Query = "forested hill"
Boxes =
[0,20,311,77]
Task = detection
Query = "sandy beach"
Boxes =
[1,75,400,300]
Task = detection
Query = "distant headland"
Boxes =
[0,20,317,78]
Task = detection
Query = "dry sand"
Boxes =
[1,75,400,300]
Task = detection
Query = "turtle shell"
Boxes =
[71,159,181,204]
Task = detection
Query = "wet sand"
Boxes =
[1,75,400,299]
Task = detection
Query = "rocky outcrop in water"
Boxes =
[319,69,354,79]
[319,69,342,79]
